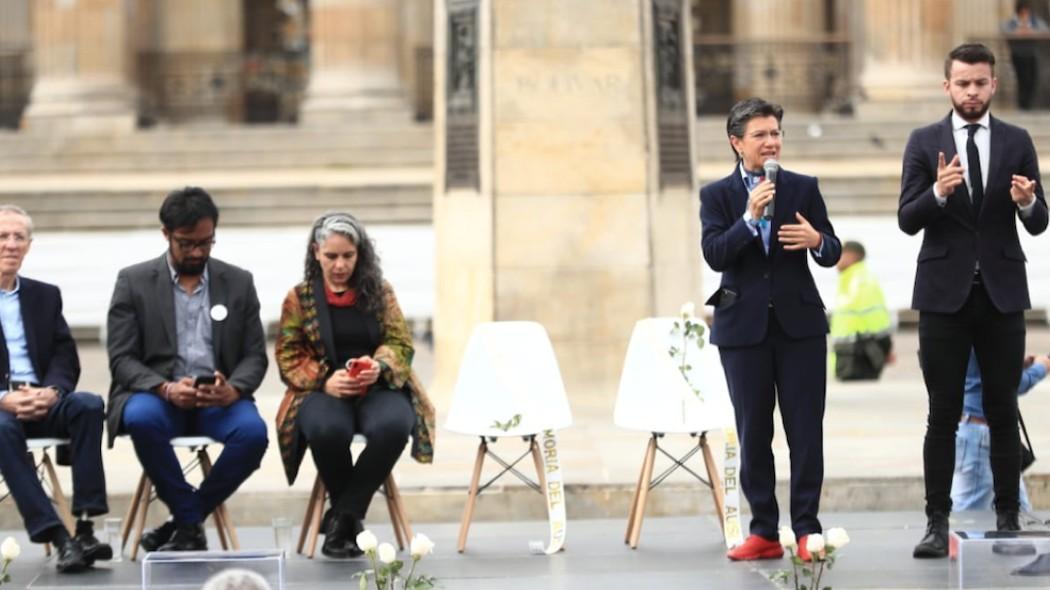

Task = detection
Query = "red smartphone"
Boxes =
[346,359,365,377]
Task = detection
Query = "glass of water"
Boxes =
[272,517,293,555]
[104,517,123,562]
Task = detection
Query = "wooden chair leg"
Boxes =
[305,480,326,559]
[457,439,487,553]
[384,475,412,549]
[625,436,653,544]
[628,436,658,549]
[388,475,413,541]
[39,451,74,534]
[129,475,153,561]
[383,480,405,550]
[298,475,324,556]
[529,437,549,493]
[700,433,726,533]
[198,448,239,550]
[122,473,148,552]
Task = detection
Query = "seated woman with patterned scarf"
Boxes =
[275,212,435,558]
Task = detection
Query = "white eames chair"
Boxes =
[614,317,735,548]
[445,321,572,552]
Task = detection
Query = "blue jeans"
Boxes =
[951,420,1031,512]
[122,394,268,524]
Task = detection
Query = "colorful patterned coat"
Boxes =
[274,278,435,484]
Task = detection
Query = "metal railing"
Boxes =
[693,35,855,115]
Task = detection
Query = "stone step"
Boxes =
[1,169,433,231]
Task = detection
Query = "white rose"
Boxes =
[680,302,696,318]
[778,526,797,549]
[410,533,435,559]
[806,533,825,554]
[826,527,849,549]
[377,542,397,564]
[1,537,20,561]
[356,530,378,553]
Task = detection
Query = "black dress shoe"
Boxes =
[53,535,91,574]
[158,522,207,551]
[74,520,113,562]
[140,520,177,552]
[322,513,364,559]
[913,514,949,558]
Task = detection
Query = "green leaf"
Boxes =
[359,574,369,590]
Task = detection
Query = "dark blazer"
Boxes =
[0,277,79,395]
[105,254,268,446]
[701,167,841,348]
[899,113,1048,313]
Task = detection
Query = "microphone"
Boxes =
[762,158,779,220]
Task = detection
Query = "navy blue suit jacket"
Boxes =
[701,167,841,348]
[899,113,1048,313]
[0,276,80,394]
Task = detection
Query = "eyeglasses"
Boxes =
[0,232,29,245]
[747,130,784,141]
[171,236,215,252]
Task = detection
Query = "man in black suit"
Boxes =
[900,43,1048,558]
[701,98,841,561]
[106,187,269,552]
[0,205,110,573]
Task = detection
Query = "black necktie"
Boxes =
[966,124,984,216]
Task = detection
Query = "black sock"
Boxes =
[75,519,94,537]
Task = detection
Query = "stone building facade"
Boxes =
[0,0,1037,132]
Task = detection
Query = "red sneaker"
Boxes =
[727,534,784,561]
[797,535,813,562]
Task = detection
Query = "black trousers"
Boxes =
[919,280,1025,517]
[719,310,826,540]
[297,388,415,520]
[0,392,108,542]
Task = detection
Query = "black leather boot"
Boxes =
[994,511,1036,556]
[913,513,949,558]
[51,528,90,574]
[158,522,207,551]
[321,513,364,559]
[140,519,177,552]
[74,520,113,562]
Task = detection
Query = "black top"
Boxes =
[330,305,382,367]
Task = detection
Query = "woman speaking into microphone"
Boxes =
[699,97,840,562]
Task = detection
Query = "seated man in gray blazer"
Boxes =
[106,187,269,551]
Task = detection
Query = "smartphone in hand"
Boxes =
[193,374,217,388]
[346,359,366,378]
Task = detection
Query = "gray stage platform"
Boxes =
[4,511,1043,589]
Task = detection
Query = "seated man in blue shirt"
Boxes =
[0,205,110,573]
[951,348,1050,511]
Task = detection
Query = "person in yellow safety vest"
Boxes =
[830,241,895,380]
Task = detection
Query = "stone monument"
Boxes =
[433,0,701,395]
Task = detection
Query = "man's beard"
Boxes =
[173,254,207,276]
[953,96,991,121]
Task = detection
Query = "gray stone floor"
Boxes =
[4,511,1048,589]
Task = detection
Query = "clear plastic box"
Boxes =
[141,549,286,590]
[949,530,1050,588]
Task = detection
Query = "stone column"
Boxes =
[730,0,826,111]
[433,0,701,393]
[856,0,955,117]
[300,0,408,124]
[22,0,136,134]
[141,0,242,123]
